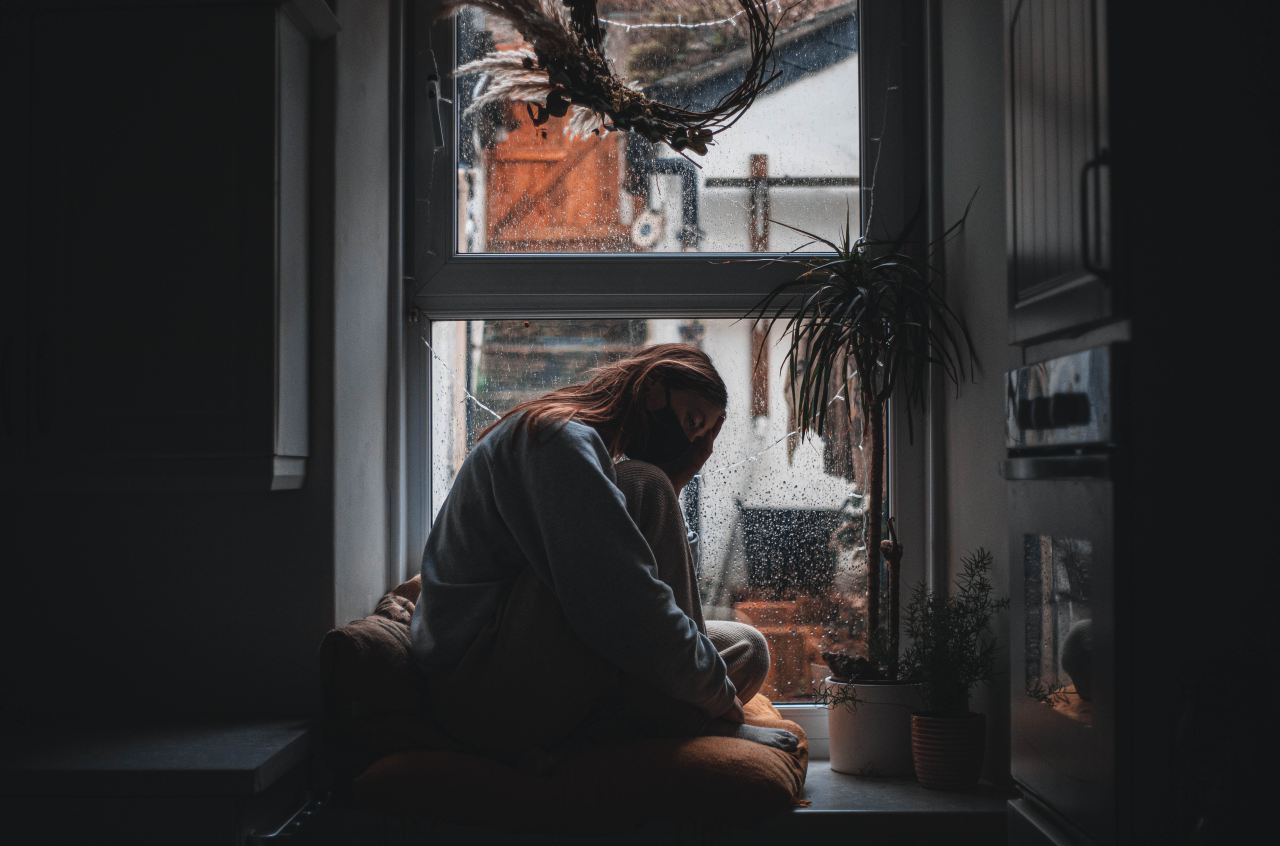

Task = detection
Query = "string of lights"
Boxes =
[598,0,784,32]
[420,332,503,421]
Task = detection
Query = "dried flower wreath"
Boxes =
[443,0,783,158]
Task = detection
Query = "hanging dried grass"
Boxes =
[444,0,783,157]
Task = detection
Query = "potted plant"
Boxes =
[747,203,979,774]
[812,518,925,775]
[899,547,1009,790]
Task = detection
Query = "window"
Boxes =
[406,0,929,709]
[453,1,860,255]
[428,318,883,702]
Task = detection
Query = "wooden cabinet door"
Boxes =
[1007,0,1112,343]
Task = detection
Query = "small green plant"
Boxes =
[898,547,1010,715]
[810,678,861,712]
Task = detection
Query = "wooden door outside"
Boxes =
[485,106,630,252]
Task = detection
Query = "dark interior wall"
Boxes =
[937,0,1014,787]
[1107,6,1272,837]
[1,0,392,720]
[5,490,334,718]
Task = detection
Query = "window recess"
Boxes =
[403,0,930,706]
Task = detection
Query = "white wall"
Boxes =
[333,0,394,625]
[700,58,860,180]
[702,58,861,252]
[939,0,1017,787]
[650,57,861,254]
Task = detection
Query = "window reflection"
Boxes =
[1023,535,1094,726]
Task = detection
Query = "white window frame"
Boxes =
[401,0,935,736]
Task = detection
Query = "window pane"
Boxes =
[429,318,886,703]
[455,1,860,254]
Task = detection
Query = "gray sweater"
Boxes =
[409,412,737,718]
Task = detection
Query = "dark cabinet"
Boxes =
[1003,3,1275,844]
[3,1,336,491]
[1006,0,1112,343]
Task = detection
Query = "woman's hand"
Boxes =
[659,413,725,492]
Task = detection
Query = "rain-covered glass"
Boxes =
[454,1,860,254]
[428,318,886,703]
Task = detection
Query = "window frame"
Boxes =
[401,0,933,724]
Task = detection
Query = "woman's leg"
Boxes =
[706,620,771,704]
[614,460,772,703]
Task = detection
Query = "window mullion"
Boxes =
[411,256,804,319]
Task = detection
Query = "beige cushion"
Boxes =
[320,576,808,829]
[318,576,454,780]
[350,693,807,830]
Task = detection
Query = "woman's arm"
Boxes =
[653,413,725,493]
[493,420,737,719]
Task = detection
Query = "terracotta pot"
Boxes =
[910,711,985,790]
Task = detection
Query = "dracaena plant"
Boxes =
[748,199,979,678]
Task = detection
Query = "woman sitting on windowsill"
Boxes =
[408,343,797,772]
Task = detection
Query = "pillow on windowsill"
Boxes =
[350,693,807,832]
[319,576,808,832]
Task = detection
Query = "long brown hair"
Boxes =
[478,343,728,457]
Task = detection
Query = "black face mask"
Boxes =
[626,387,690,465]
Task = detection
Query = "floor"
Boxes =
[302,762,1013,846]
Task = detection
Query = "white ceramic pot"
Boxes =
[824,676,924,776]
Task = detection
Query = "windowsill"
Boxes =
[770,703,1013,841]
[0,720,313,843]
[307,701,1011,843]
[0,719,312,797]
[347,760,1015,844]
[764,762,1012,841]
[798,762,1013,813]
[773,703,1013,810]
